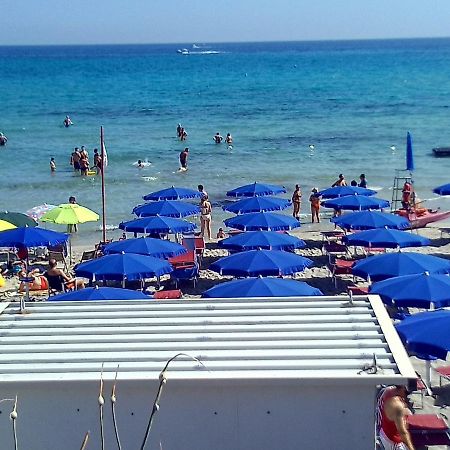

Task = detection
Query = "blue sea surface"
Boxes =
[1,39,450,241]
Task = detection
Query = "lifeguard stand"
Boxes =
[391,169,413,212]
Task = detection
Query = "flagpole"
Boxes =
[100,126,107,243]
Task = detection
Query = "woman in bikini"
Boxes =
[200,195,212,241]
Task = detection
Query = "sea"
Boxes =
[1,39,450,244]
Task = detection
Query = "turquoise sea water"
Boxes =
[1,39,450,242]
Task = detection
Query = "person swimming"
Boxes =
[137,159,144,168]
[213,132,223,144]
[0,132,7,146]
[63,116,73,127]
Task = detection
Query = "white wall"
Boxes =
[0,380,377,450]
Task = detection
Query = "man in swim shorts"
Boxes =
[179,148,189,169]
[213,132,223,144]
[376,385,415,450]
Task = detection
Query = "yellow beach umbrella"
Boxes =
[0,219,17,232]
[41,204,99,225]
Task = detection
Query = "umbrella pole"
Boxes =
[425,360,431,386]
[100,126,107,243]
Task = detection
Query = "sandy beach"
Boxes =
[2,223,449,301]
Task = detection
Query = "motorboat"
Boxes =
[177,48,189,55]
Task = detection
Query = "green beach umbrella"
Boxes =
[41,203,99,225]
[0,212,37,228]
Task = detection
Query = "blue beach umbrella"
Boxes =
[370,272,450,308]
[322,195,390,211]
[433,183,450,196]
[119,216,195,234]
[224,212,300,231]
[210,249,313,277]
[49,286,149,301]
[224,196,291,214]
[202,277,322,298]
[0,226,68,249]
[143,186,201,201]
[343,228,430,249]
[103,237,187,259]
[219,230,305,251]
[318,186,377,199]
[352,252,450,282]
[331,211,410,230]
[133,200,201,218]
[226,182,286,198]
[406,131,415,172]
[396,310,450,360]
[75,253,172,281]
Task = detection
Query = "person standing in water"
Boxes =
[0,132,7,146]
[291,185,302,220]
[332,174,347,187]
[359,173,368,188]
[50,158,56,173]
[179,148,189,170]
[177,123,182,138]
[63,116,73,127]
[213,132,223,144]
[225,133,233,145]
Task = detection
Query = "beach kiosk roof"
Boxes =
[0,296,415,450]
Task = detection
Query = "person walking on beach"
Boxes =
[50,157,56,173]
[376,385,415,450]
[291,185,302,220]
[359,173,368,188]
[309,188,320,223]
[332,174,347,187]
[179,148,189,170]
[213,132,223,144]
[200,195,212,241]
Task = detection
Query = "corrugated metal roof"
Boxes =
[0,295,415,383]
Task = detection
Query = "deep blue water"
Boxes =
[1,39,450,241]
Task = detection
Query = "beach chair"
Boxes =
[347,285,369,296]
[153,289,182,300]
[320,230,345,244]
[329,257,355,286]
[435,365,450,387]
[48,250,68,272]
[410,372,432,409]
[406,413,450,447]
[322,241,348,263]
[182,236,205,264]
[79,250,96,263]
[168,251,199,288]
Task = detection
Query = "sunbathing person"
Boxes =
[44,258,84,292]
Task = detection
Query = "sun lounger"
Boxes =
[322,242,348,262]
[435,365,450,387]
[329,258,355,286]
[410,372,432,409]
[153,289,182,300]
[79,250,96,263]
[321,230,345,243]
[407,414,450,447]
[347,285,369,295]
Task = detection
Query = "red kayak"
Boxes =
[395,208,450,229]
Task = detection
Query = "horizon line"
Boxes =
[1,35,450,48]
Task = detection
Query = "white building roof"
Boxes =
[0,295,415,383]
